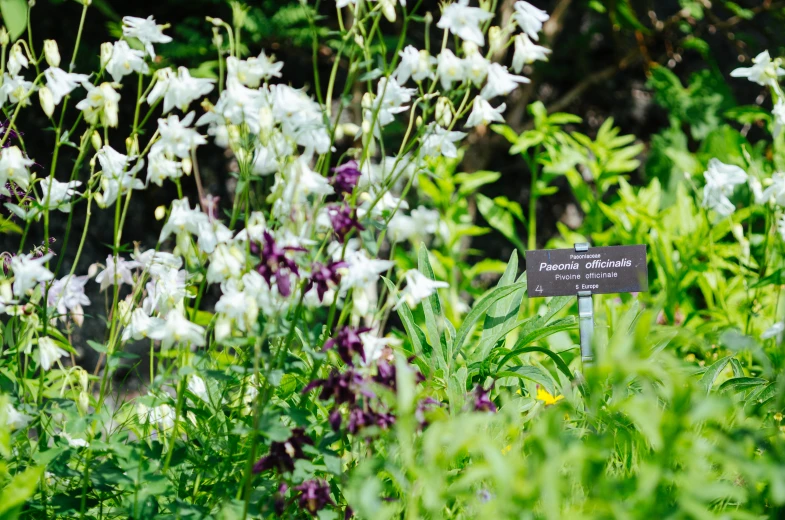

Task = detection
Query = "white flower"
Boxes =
[103,40,149,83]
[251,133,293,176]
[4,403,31,430]
[215,280,258,331]
[122,308,164,341]
[226,52,283,88]
[436,0,494,47]
[60,432,90,448]
[187,375,210,403]
[142,266,192,314]
[43,40,61,67]
[95,146,144,207]
[0,73,35,106]
[37,336,69,371]
[198,78,263,132]
[360,332,391,364]
[341,250,394,289]
[270,84,331,155]
[146,148,182,186]
[761,322,784,340]
[760,172,785,206]
[206,243,246,284]
[44,67,89,105]
[147,66,215,114]
[47,274,90,323]
[421,123,466,158]
[39,178,82,212]
[730,50,785,90]
[153,112,206,159]
[411,206,440,234]
[10,253,54,296]
[466,96,506,127]
[95,255,140,291]
[773,98,785,138]
[480,63,530,99]
[387,213,417,242]
[0,146,34,192]
[7,43,28,76]
[395,46,436,84]
[702,159,748,217]
[76,83,120,127]
[513,1,550,40]
[133,249,183,275]
[436,49,465,91]
[463,51,490,87]
[512,33,551,72]
[159,197,210,243]
[138,402,176,430]
[122,15,172,58]
[394,269,449,309]
[148,310,206,350]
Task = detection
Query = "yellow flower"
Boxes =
[775,412,783,422]
[536,387,564,406]
[501,444,512,455]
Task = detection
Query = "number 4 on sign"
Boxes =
[535,285,543,293]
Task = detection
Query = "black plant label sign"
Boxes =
[525,245,648,298]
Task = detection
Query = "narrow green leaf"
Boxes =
[497,365,555,395]
[477,251,523,362]
[700,355,732,393]
[0,0,27,40]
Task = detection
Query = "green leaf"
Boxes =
[452,282,528,359]
[497,365,556,395]
[418,245,448,365]
[496,346,574,381]
[718,377,767,393]
[455,170,501,195]
[700,355,732,393]
[0,0,28,41]
[477,251,524,362]
[0,465,44,517]
[476,194,526,252]
[383,277,431,363]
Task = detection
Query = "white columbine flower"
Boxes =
[47,274,90,324]
[96,146,145,207]
[76,83,121,128]
[730,50,785,90]
[0,73,36,106]
[122,15,172,58]
[0,146,34,192]
[463,51,490,87]
[466,96,507,127]
[5,403,31,430]
[7,43,29,76]
[122,308,164,341]
[188,375,210,403]
[421,123,467,158]
[702,158,748,217]
[226,51,284,88]
[395,46,436,84]
[45,67,89,105]
[512,33,551,72]
[147,66,215,114]
[436,49,465,91]
[159,197,210,243]
[146,148,183,186]
[95,255,140,291]
[773,98,785,138]
[513,1,550,40]
[60,432,90,448]
[341,250,395,289]
[10,253,54,296]
[36,336,69,371]
[480,63,530,99]
[103,40,149,83]
[436,0,494,47]
[411,206,440,234]
[39,178,82,212]
[153,112,206,159]
[761,322,784,340]
[148,310,206,350]
[394,270,449,309]
[760,172,785,206]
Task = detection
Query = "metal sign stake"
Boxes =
[574,243,594,366]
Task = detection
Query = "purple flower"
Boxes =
[415,397,440,428]
[303,369,370,405]
[0,181,32,220]
[274,483,288,516]
[329,409,343,431]
[252,231,304,297]
[473,385,497,413]
[323,326,370,365]
[373,360,396,389]
[328,204,364,243]
[347,407,395,434]
[306,260,346,302]
[295,479,333,515]
[330,160,362,195]
[252,428,313,474]
[0,121,20,147]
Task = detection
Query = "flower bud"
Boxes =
[181,157,193,175]
[416,115,423,128]
[361,92,374,110]
[354,34,364,48]
[206,16,224,26]
[78,391,90,415]
[435,97,453,127]
[91,131,102,152]
[39,86,55,117]
[380,0,396,22]
[361,119,372,136]
[100,42,113,68]
[259,105,274,142]
[155,205,166,220]
[43,40,60,67]
[424,12,433,25]
[488,26,505,53]
[0,28,9,47]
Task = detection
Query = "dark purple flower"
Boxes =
[323,326,370,365]
[328,204,364,243]
[473,385,497,413]
[252,428,313,474]
[295,479,333,515]
[0,121,20,147]
[252,230,304,297]
[330,160,362,195]
[347,407,395,434]
[329,409,343,431]
[373,360,396,389]
[415,397,440,428]
[306,260,346,302]
[274,483,288,516]
[0,182,32,220]
[303,369,371,405]
[373,410,396,429]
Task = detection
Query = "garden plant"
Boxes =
[0,0,785,518]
